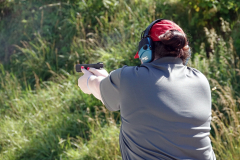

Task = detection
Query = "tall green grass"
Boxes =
[0,66,119,159]
[0,0,240,159]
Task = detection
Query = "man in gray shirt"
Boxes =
[78,19,216,160]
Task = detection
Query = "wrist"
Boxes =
[87,75,96,91]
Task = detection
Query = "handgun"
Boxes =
[75,62,104,72]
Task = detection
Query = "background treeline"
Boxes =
[0,0,239,159]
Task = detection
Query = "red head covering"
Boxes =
[134,20,185,59]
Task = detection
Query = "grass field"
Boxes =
[0,0,240,159]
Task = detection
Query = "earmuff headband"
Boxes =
[142,19,164,39]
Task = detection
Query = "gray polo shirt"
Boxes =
[100,57,216,160]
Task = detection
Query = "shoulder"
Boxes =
[119,64,152,77]
[108,65,127,81]
[110,65,138,77]
[187,67,207,78]
[187,67,210,87]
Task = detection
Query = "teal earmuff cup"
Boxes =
[138,37,153,63]
[138,44,152,63]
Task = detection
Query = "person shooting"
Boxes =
[78,19,216,160]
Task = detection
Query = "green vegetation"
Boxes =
[0,0,239,159]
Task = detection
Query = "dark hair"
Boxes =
[152,30,190,65]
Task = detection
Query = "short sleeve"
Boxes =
[100,68,123,111]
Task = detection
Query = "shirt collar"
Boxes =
[151,57,183,65]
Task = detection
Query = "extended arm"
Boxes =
[78,67,109,102]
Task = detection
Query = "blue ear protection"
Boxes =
[138,19,164,63]
[138,37,153,63]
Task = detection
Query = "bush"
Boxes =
[0,0,240,159]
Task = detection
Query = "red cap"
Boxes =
[134,20,185,59]
[149,20,185,41]
[134,51,139,59]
